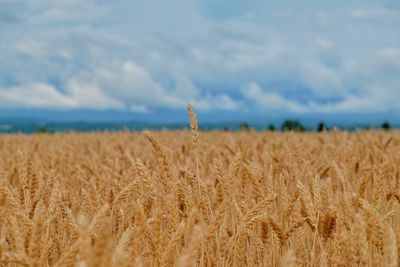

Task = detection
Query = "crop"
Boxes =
[0,107,399,266]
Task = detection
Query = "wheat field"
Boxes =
[0,108,399,266]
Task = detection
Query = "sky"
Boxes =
[0,0,399,123]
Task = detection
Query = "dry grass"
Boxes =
[0,108,400,266]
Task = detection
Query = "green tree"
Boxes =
[268,124,276,131]
[239,123,251,131]
[36,126,54,134]
[317,122,328,132]
[281,120,305,132]
[382,122,391,131]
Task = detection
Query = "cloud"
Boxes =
[300,61,344,98]
[72,61,210,111]
[309,86,400,114]
[190,93,239,111]
[0,81,123,110]
[241,83,307,113]
[0,61,184,110]
[116,62,186,107]
[15,39,44,57]
[87,61,240,112]
[0,60,240,112]
[0,83,77,108]
[351,8,397,23]
[241,82,400,114]
[314,37,335,49]
[65,79,124,109]
[375,47,400,71]
[0,0,399,117]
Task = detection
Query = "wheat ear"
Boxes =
[188,104,200,179]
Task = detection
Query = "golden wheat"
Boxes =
[0,108,399,266]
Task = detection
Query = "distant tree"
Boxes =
[281,120,305,132]
[317,122,328,132]
[268,124,276,131]
[382,122,391,131]
[222,127,229,131]
[239,123,251,131]
[36,126,54,134]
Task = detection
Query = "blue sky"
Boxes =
[0,0,399,121]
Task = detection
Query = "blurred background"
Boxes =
[0,0,399,133]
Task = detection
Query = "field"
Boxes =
[0,110,399,266]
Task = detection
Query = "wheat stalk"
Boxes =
[188,104,200,180]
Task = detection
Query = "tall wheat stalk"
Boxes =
[188,104,200,180]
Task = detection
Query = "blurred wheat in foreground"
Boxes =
[0,108,400,266]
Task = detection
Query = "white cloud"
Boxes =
[66,79,124,109]
[351,8,395,21]
[314,37,335,49]
[171,73,199,99]
[98,61,241,112]
[0,60,240,112]
[89,61,188,109]
[241,83,307,113]
[0,83,76,108]
[310,87,397,114]
[375,47,400,70]
[301,61,344,98]
[0,81,124,110]
[191,93,239,111]
[190,41,290,72]
[241,82,400,114]
[16,39,44,58]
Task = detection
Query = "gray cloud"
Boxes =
[0,0,399,115]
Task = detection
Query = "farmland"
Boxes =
[0,112,399,266]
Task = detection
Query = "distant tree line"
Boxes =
[34,121,394,134]
[238,121,393,132]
